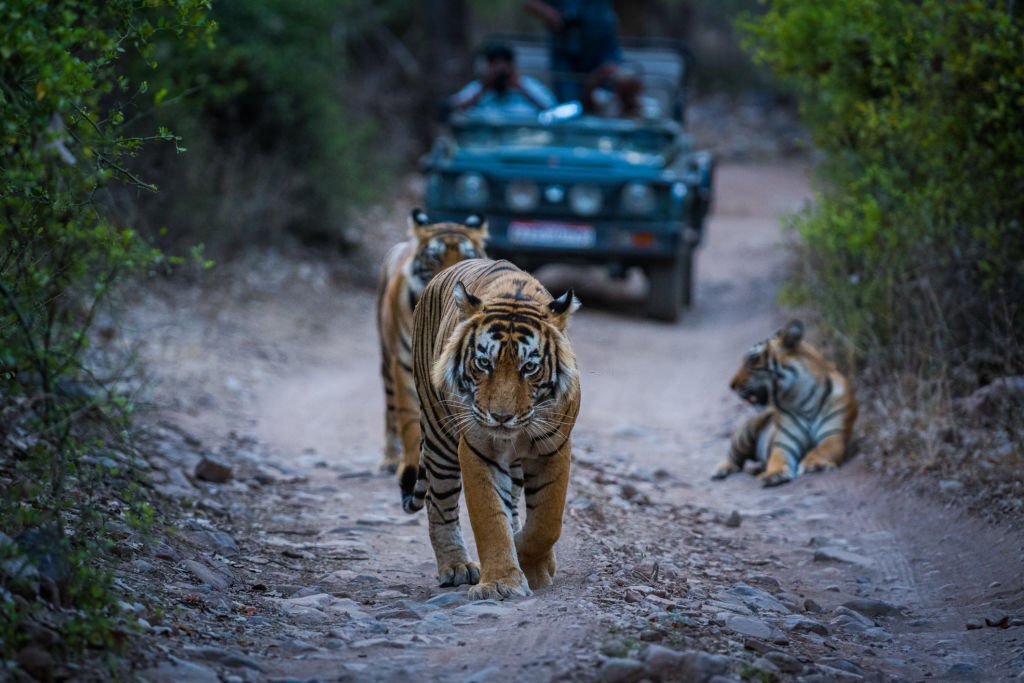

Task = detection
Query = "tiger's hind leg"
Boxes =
[379,356,402,473]
[515,440,571,592]
[423,440,479,587]
[798,433,846,475]
[713,410,773,480]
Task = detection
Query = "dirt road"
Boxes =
[127,162,1024,682]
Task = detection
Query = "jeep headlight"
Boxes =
[621,182,656,214]
[569,184,603,216]
[454,172,489,206]
[505,181,539,212]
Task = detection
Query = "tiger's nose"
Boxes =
[491,412,514,425]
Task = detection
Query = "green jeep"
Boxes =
[421,36,714,322]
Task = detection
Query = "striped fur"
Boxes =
[713,320,858,487]
[408,259,580,599]
[377,209,487,475]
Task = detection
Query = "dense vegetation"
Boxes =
[741,1,1024,497]
[0,0,212,666]
[742,1,1023,380]
[129,0,388,253]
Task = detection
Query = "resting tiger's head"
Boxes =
[730,319,824,407]
[409,208,488,286]
[433,280,580,437]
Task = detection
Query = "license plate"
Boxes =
[508,221,596,249]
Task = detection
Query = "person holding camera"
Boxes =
[448,44,556,117]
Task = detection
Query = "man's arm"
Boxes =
[449,80,485,111]
[523,0,563,30]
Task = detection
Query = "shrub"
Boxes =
[128,0,386,254]
[740,1,1024,380]
[0,0,211,666]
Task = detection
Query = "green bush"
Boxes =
[741,1,1024,379]
[130,0,386,253]
[0,0,211,665]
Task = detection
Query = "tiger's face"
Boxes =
[409,209,487,287]
[435,282,579,438]
[730,320,807,407]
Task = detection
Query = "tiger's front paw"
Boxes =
[437,560,480,587]
[711,462,739,480]
[379,460,399,474]
[799,460,838,475]
[521,552,556,590]
[468,569,531,600]
[759,469,793,487]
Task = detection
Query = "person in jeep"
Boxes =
[524,0,644,116]
[448,43,556,117]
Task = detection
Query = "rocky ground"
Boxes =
[39,162,1022,682]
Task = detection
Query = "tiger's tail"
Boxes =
[401,463,427,513]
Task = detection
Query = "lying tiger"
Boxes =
[713,319,858,487]
[406,259,580,600]
[377,209,487,476]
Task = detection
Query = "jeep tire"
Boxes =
[646,247,692,322]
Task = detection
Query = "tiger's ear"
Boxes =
[548,289,581,328]
[453,281,482,317]
[409,208,432,238]
[780,319,804,350]
[464,213,489,239]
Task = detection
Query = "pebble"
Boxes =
[351,637,407,649]
[132,559,155,573]
[724,583,788,613]
[183,645,264,671]
[829,606,875,633]
[814,664,865,682]
[182,559,233,591]
[939,479,965,492]
[813,546,873,567]
[803,598,823,613]
[723,615,783,642]
[818,657,864,675]
[283,594,372,619]
[782,614,829,636]
[764,651,803,674]
[425,591,471,609]
[677,650,734,682]
[750,656,780,675]
[451,601,512,621]
[140,657,220,683]
[599,657,646,683]
[189,529,240,557]
[724,510,742,528]
[16,646,53,683]
[841,598,903,618]
[194,457,233,483]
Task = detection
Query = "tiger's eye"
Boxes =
[476,357,492,372]
[521,361,538,375]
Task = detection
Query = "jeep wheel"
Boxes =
[646,253,686,322]
[681,250,694,307]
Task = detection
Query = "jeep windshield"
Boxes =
[449,117,677,160]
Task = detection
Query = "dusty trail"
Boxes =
[130,163,1024,682]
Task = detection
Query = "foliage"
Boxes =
[0,0,211,667]
[129,0,389,253]
[741,1,1024,379]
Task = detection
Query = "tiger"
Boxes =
[712,319,858,487]
[377,208,488,475]
[405,258,581,600]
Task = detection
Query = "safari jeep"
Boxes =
[420,36,714,322]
